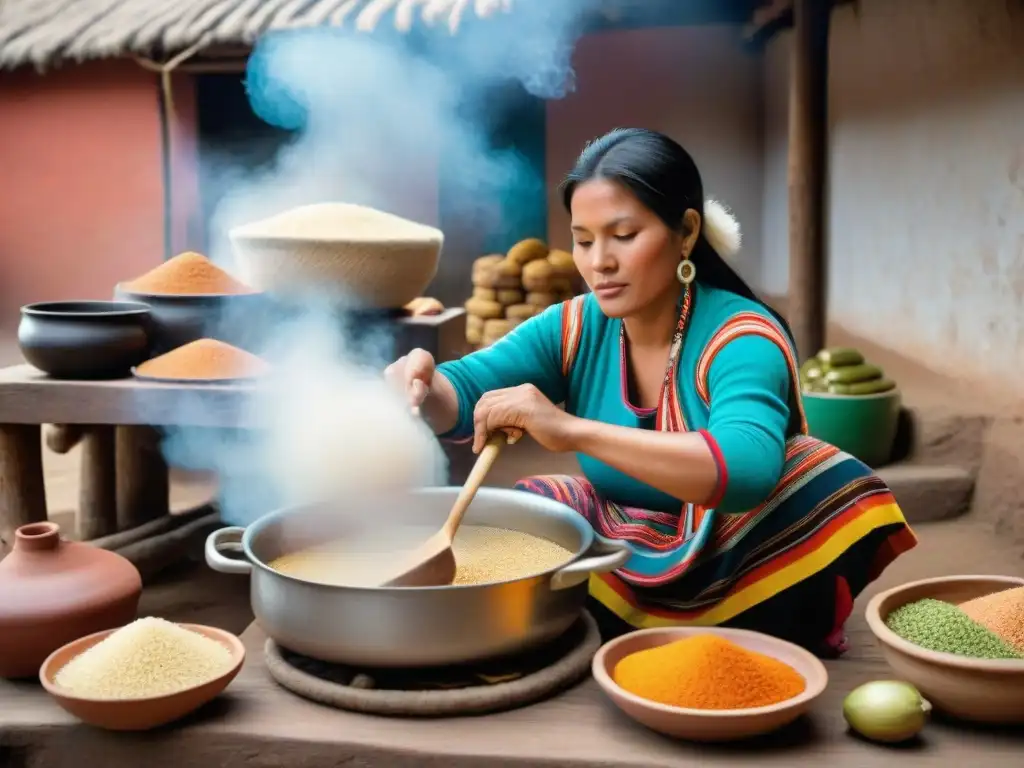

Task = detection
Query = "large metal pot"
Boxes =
[205,487,629,667]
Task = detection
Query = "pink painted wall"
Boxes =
[546,26,764,282]
[0,59,199,329]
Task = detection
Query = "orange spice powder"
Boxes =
[135,339,270,381]
[122,252,257,296]
[613,634,806,710]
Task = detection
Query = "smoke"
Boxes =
[159,3,597,528]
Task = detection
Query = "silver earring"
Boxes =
[676,258,696,285]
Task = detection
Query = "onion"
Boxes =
[843,680,932,743]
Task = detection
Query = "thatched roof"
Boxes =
[0,0,514,70]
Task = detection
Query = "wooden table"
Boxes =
[2,520,1023,767]
[0,309,468,574]
[1,607,1021,767]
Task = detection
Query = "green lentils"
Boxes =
[885,598,1023,660]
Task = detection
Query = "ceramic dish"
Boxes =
[40,623,245,731]
[865,574,1024,724]
[114,285,266,355]
[592,626,828,742]
[18,300,153,379]
[130,368,261,386]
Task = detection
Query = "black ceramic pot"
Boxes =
[113,286,268,355]
[18,301,153,379]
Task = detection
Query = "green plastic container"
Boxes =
[801,389,902,468]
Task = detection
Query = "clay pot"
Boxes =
[0,522,142,679]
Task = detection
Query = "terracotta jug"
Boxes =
[0,522,142,679]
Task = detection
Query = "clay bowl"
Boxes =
[114,285,267,355]
[865,574,1024,724]
[40,623,245,731]
[18,300,153,379]
[592,627,828,742]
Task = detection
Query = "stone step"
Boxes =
[877,462,974,524]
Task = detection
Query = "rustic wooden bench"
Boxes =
[0,309,467,578]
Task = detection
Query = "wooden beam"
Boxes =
[743,0,793,48]
[744,1,853,48]
[786,0,830,361]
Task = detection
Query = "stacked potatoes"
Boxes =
[464,238,580,347]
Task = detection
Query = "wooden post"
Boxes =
[77,426,118,540]
[0,424,47,555]
[787,0,831,361]
[116,426,170,531]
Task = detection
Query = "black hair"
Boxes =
[561,127,794,344]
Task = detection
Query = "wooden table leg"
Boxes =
[0,424,47,556]
[46,424,119,541]
[78,425,117,540]
[116,426,169,532]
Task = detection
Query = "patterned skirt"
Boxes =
[515,437,917,654]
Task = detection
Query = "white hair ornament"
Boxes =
[702,199,742,259]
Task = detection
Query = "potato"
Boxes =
[548,276,573,294]
[526,291,558,308]
[472,286,497,301]
[496,289,524,306]
[521,259,554,292]
[464,297,504,319]
[483,319,515,339]
[522,258,553,281]
[506,238,549,266]
[466,325,483,345]
[547,249,575,274]
[473,254,504,272]
[505,303,539,321]
[466,314,485,332]
[494,258,522,277]
[404,297,444,316]
[493,274,523,289]
[471,254,505,288]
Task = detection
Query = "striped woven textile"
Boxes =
[524,290,916,629]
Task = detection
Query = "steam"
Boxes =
[159,4,597,528]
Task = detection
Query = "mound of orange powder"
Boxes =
[135,339,270,382]
[122,252,257,296]
[613,634,806,710]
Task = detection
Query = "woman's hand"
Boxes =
[472,384,578,454]
[384,348,436,412]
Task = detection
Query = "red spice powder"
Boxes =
[135,339,270,381]
[122,252,256,296]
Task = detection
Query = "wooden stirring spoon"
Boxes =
[383,432,509,588]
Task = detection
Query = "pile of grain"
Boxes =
[122,251,256,296]
[464,238,581,347]
[233,202,443,243]
[134,338,270,381]
[959,586,1024,653]
[451,525,574,585]
[269,525,575,588]
[54,617,234,699]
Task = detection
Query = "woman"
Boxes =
[386,128,916,655]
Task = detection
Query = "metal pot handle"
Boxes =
[205,527,252,575]
[550,535,630,591]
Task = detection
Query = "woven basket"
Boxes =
[229,206,443,309]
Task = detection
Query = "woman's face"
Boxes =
[569,178,695,319]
